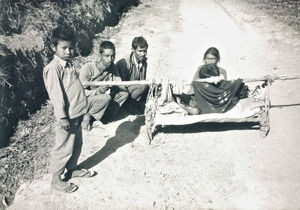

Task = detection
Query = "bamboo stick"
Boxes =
[83,80,152,86]
[192,75,300,83]
[83,75,300,86]
[242,75,300,83]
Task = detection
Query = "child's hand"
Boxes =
[59,118,70,131]
[213,79,220,84]
[212,76,222,84]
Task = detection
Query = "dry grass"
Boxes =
[245,0,300,30]
[0,101,55,208]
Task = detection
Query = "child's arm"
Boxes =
[44,66,67,119]
[79,64,98,97]
[197,65,225,84]
[44,66,70,130]
[194,75,224,84]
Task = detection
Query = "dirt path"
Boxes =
[8,0,300,209]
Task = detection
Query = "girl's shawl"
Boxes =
[192,64,245,114]
[192,79,244,114]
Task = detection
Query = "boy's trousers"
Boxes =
[87,94,111,121]
[127,84,149,101]
[50,116,83,176]
[103,90,129,121]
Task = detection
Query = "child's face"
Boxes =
[53,40,75,60]
[100,49,115,68]
[133,46,147,63]
[204,53,218,65]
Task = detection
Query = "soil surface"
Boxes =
[6,0,300,209]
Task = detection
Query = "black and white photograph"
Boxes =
[0,0,300,209]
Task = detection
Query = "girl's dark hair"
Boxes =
[132,36,148,49]
[99,41,115,54]
[52,25,75,46]
[203,47,220,63]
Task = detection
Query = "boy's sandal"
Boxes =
[65,169,96,180]
[52,182,78,193]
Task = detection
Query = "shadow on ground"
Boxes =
[77,115,145,169]
[155,122,259,136]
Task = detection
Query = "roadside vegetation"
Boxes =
[245,0,299,30]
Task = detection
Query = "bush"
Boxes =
[0,44,48,147]
[0,44,17,146]
[245,0,300,30]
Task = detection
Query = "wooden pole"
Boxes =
[242,75,300,83]
[83,80,152,86]
[83,75,300,86]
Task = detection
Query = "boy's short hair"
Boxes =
[132,36,148,49]
[52,25,76,46]
[99,41,115,54]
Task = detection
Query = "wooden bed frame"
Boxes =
[144,82,269,144]
[144,75,300,144]
[84,75,300,145]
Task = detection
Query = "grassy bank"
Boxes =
[245,0,300,30]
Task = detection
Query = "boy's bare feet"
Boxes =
[82,114,91,131]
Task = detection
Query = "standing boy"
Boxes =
[79,41,128,128]
[116,36,149,114]
[43,25,94,193]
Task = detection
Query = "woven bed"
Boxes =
[145,79,270,144]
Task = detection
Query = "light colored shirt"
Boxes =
[79,62,122,97]
[133,54,143,72]
[43,55,87,120]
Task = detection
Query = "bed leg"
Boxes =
[260,111,270,137]
[145,83,158,145]
[146,124,153,145]
[260,80,271,137]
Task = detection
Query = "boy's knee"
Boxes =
[141,84,149,92]
[95,94,111,105]
[103,94,112,103]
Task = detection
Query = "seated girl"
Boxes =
[176,47,248,115]
[192,47,227,82]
